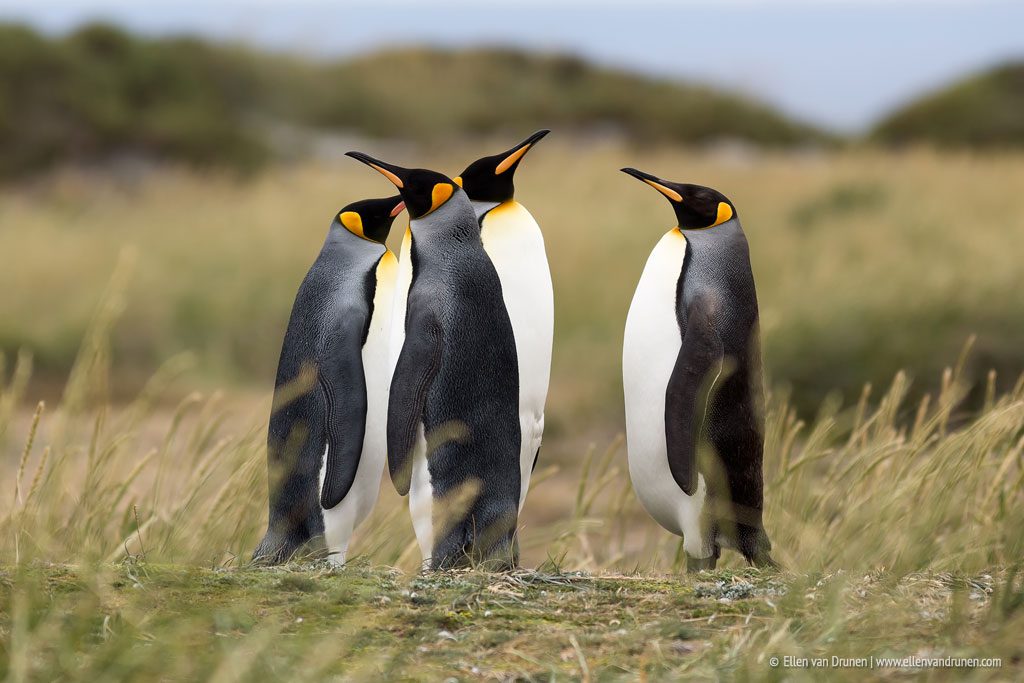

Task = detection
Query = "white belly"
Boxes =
[479,201,554,511]
[388,226,413,381]
[408,423,432,567]
[320,252,397,565]
[622,229,709,557]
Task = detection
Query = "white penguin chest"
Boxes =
[388,226,414,380]
[479,201,554,509]
[623,229,706,538]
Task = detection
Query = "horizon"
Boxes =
[1,0,1022,132]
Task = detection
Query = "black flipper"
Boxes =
[387,305,443,495]
[665,295,724,496]
[319,317,370,510]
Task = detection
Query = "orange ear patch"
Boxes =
[427,183,454,214]
[712,202,734,226]
[339,211,365,237]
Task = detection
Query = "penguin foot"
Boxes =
[686,554,718,573]
[748,553,781,571]
[252,530,325,566]
[737,525,777,570]
[252,532,295,566]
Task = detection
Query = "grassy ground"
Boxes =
[3,563,1017,681]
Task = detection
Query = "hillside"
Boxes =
[872,62,1024,148]
[0,23,827,179]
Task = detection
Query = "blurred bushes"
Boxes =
[304,48,828,146]
[872,62,1024,148]
[0,23,828,179]
[3,21,1023,181]
[0,24,267,178]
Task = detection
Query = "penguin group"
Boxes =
[254,130,775,573]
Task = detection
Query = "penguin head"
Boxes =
[620,167,736,230]
[335,195,405,243]
[345,152,458,220]
[454,129,550,203]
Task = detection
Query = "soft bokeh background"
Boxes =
[1,0,1023,567]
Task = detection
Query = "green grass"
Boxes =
[2,565,1015,679]
[3,563,1019,681]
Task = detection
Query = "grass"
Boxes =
[1,255,1023,679]
[5,563,1017,680]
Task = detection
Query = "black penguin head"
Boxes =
[620,167,736,230]
[335,195,405,243]
[345,152,457,220]
[454,129,550,203]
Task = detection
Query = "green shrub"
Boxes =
[872,62,1024,148]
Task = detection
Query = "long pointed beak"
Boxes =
[495,129,551,175]
[345,151,408,189]
[620,167,682,202]
[389,200,406,217]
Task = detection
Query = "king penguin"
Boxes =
[620,167,775,572]
[346,151,522,571]
[453,130,553,511]
[253,195,403,566]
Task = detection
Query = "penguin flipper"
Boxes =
[319,318,369,510]
[665,295,724,496]
[387,306,443,496]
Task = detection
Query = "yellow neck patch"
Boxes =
[339,211,365,238]
[452,176,463,187]
[427,182,454,214]
[643,178,683,202]
[495,144,531,175]
[711,202,734,226]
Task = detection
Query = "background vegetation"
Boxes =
[0,22,831,181]
[873,62,1024,149]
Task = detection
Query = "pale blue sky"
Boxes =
[2,0,1022,131]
